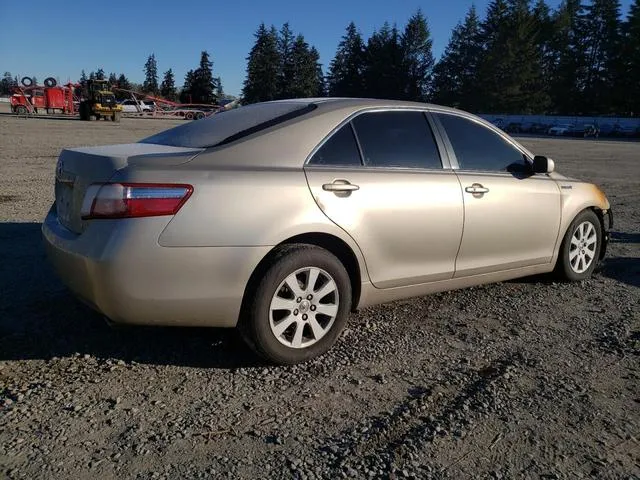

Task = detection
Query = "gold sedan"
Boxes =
[42,98,612,364]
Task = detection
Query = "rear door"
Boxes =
[433,112,562,277]
[304,110,464,289]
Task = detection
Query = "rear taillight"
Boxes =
[81,183,192,219]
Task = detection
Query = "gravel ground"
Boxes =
[0,111,639,479]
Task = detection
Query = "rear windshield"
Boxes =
[140,102,316,148]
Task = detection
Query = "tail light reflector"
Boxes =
[81,183,193,219]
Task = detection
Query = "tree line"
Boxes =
[242,0,640,116]
[242,23,325,104]
[74,51,224,104]
[2,49,226,106]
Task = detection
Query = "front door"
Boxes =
[434,112,562,277]
[305,110,464,289]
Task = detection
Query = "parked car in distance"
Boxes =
[548,124,574,136]
[504,122,522,133]
[42,98,612,365]
[569,124,599,138]
[611,124,637,138]
[119,99,152,113]
[597,124,615,136]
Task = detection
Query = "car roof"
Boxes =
[265,97,462,114]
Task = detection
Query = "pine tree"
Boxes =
[547,0,584,114]
[114,74,132,100]
[313,48,327,97]
[143,54,159,94]
[79,70,88,86]
[95,68,105,81]
[474,0,549,113]
[400,9,435,101]
[327,22,366,97]
[242,23,281,104]
[180,70,195,103]
[160,69,177,101]
[116,73,131,90]
[431,6,483,110]
[287,35,324,98]
[192,51,216,103]
[363,23,405,99]
[108,72,117,85]
[621,0,640,114]
[577,0,623,114]
[214,76,224,99]
[1,72,14,95]
[277,23,296,98]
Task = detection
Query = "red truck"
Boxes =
[11,77,76,115]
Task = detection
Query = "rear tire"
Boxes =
[15,105,28,115]
[239,244,352,365]
[555,210,602,281]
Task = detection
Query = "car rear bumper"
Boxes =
[42,205,270,327]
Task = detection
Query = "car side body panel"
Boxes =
[305,167,464,288]
[453,171,562,276]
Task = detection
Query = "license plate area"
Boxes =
[55,171,77,229]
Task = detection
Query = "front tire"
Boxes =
[556,210,602,281]
[239,244,352,365]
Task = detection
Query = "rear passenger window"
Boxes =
[437,113,526,171]
[351,111,441,169]
[309,124,362,166]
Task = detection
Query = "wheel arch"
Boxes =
[556,205,607,267]
[239,232,363,325]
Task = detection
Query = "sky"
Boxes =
[0,0,633,97]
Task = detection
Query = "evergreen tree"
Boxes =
[621,0,640,114]
[180,70,195,103]
[327,22,366,97]
[108,72,117,85]
[287,35,324,98]
[547,0,584,114]
[475,0,549,113]
[431,6,483,110]
[313,48,327,97]
[95,68,105,80]
[400,9,435,101]
[1,71,15,94]
[114,74,132,100]
[79,70,88,86]
[577,0,623,114]
[214,76,224,99]
[242,23,281,104]
[116,73,131,90]
[143,54,159,94]
[363,23,405,99]
[277,22,296,98]
[160,69,177,101]
[192,51,216,103]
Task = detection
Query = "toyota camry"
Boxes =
[43,98,612,364]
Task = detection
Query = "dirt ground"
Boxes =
[0,111,638,480]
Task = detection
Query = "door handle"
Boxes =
[322,180,360,192]
[465,184,490,194]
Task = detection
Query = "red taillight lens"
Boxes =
[81,183,193,219]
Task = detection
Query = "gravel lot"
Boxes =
[1,111,639,479]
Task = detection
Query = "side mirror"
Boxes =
[532,155,555,174]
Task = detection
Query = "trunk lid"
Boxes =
[54,143,202,233]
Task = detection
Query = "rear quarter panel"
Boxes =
[111,165,368,276]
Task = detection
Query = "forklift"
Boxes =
[78,79,123,122]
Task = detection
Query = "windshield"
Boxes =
[140,102,316,148]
